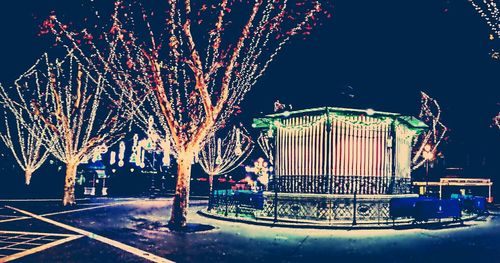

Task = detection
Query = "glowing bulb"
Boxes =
[424,144,432,152]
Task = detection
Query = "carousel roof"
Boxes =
[252,106,428,131]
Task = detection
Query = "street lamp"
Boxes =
[423,144,434,196]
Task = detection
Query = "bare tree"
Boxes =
[411,92,448,170]
[0,52,129,205]
[44,0,330,228]
[0,102,50,185]
[199,125,253,194]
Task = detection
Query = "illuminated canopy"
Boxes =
[253,107,427,195]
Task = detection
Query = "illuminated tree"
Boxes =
[199,125,253,193]
[411,92,448,170]
[0,53,129,205]
[468,0,500,128]
[44,0,330,228]
[0,102,50,186]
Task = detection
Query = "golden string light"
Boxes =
[0,52,130,205]
[41,0,330,228]
[0,107,51,185]
[199,125,254,193]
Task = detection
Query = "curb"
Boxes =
[198,209,480,230]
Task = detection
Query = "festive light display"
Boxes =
[253,107,425,195]
[199,125,253,193]
[257,132,275,165]
[0,53,130,205]
[411,92,448,171]
[42,0,330,228]
[245,157,273,187]
[469,0,500,38]
[132,116,173,169]
[0,105,51,185]
[468,1,500,126]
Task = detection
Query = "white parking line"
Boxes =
[0,234,83,263]
[0,201,140,224]
[0,198,89,202]
[41,201,139,217]
[5,206,174,263]
[0,230,75,237]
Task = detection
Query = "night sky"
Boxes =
[0,1,498,189]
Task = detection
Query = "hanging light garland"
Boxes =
[199,125,254,192]
[270,113,393,132]
[118,141,126,167]
[257,132,275,165]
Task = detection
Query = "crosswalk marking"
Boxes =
[0,234,83,263]
[5,206,174,263]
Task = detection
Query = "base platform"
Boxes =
[208,190,419,225]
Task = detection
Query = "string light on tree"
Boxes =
[0,105,51,185]
[411,92,448,171]
[199,125,254,194]
[469,0,500,39]
[0,53,130,206]
[469,0,500,126]
[257,132,275,165]
[44,0,331,228]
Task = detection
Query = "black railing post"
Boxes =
[274,175,279,223]
[389,122,397,194]
[352,190,357,226]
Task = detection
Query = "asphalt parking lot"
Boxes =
[0,198,498,263]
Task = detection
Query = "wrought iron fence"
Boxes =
[208,189,396,225]
[269,175,412,195]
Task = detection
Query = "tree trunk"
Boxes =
[63,163,78,206]
[209,173,214,194]
[24,170,33,186]
[168,154,192,230]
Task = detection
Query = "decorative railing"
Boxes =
[208,190,413,225]
[269,175,412,195]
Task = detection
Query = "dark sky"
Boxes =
[0,1,498,177]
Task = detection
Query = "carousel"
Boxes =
[208,107,427,225]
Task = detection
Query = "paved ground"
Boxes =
[0,198,498,263]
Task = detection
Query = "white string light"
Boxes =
[411,92,448,171]
[0,106,51,185]
[199,125,254,192]
[40,0,330,226]
[0,52,130,205]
